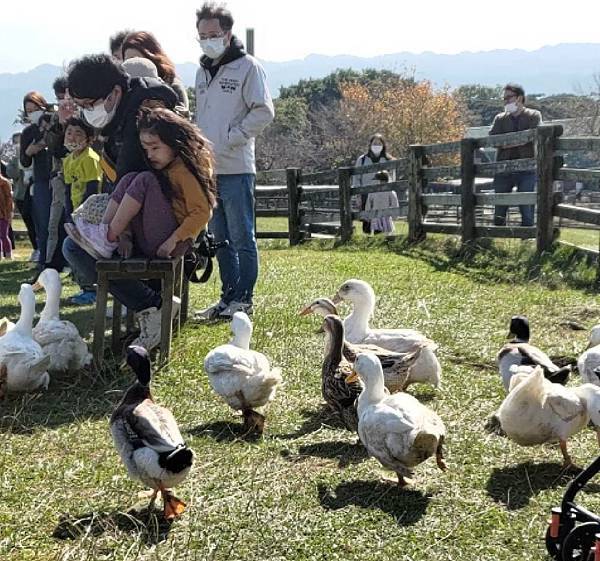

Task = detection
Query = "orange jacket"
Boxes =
[0,176,13,221]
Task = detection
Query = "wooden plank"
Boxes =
[555,137,600,152]
[148,260,175,271]
[555,168,600,182]
[354,206,407,220]
[475,158,536,177]
[338,167,353,243]
[475,192,538,205]
[286,168,301,246]
[93,272,108,367]
[422,165,461,180]
[256,231,290,239]
[111,299,122,354]
[256,169,287,185]
[306,223,341,235]
[537,125,562,252]
[475,226,536,239]
[255,186,288,196]
[461,138,477,243]
[422,223,461,235]
[300,207,340,214]
[159,272,174,365]
[423,140,462,155]
[558,240,599,257]
[555,204,600,226]
[96,259,121,272]
[300,169,338,184]
[349,159,407,176]
[476,129,536,148]
[255,209,289,218]
[422,193,462,206]
[351,180,409,196]
[408,145,426,241]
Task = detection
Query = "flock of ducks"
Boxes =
[4,274,600,519]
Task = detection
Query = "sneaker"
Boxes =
[219,301,253,319]
[65,220,118,260]
[132,296,181,351]
[69,290,97,306]
[194,300,227,321]
[29,249,40,262]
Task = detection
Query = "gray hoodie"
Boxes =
[195,40,274,175]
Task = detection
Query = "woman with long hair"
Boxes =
[121,31,189,116]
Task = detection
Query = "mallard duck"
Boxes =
[0,284,50,397]
[347,353,447,486]
[306,306,426,392]
[110,345,194,520]
[497,367,591,469]
[496,315,570,392]
[330,280,441,388]
[32,268,91,372]
[578,323,600,386]
[203,312,282,435]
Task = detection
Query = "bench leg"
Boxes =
[126,308,135,334]
[159,272,174,364]
[181,279,189,326]
[93,272,108,368]
[111,298,122,354]
[174,258,183,335]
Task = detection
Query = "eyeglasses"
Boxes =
[197,33,225,42]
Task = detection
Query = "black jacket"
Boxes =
[20,124,52,182]
[101,77,178,181]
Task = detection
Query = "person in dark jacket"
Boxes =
[20,91,66,274]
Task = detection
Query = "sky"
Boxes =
[1,0,600,73]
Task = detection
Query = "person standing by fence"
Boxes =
[352,134,395,234]
[489,83,542,227]
[193,2,274,320]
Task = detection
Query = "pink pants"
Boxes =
[0,219,12,257]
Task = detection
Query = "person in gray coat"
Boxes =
[194,2,274,320]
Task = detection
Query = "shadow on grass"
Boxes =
[278,405,349,440]
[486,461,581,510]
[0,364,126,434]
[282,440,368,468]
[188,420,261,443]
[317,481,430,525]
[53,507,173,545]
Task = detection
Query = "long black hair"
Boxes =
[367,133,393,161]
[137,107,217,208]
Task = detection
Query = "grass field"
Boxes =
[2,233,600,561]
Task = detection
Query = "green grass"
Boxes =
[2,235,600,561]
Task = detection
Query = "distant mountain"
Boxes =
[1,43,599,141]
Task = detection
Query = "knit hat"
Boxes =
[122,57,159,79]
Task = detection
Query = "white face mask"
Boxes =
[200,37,227,59]
[505,102,518,114]
[83,96,117,129]
[64,141,86,153]
[371,144,383,156]
[27,110,44,125]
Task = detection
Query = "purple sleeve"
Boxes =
[110,171,157,204]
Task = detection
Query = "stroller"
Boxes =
[546,455,600,560]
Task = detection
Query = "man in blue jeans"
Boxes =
[489,83,542,227]
[194,3,274,320]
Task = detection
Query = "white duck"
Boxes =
[203,312,282,435]
[110,346,194,520]
[0,284,50,397]
[496,315,570,392]
[497,367,597,469]
[32,268,91,372]
[331,280,441,388]
[347,353,447,486]
[0,317,15,336]
[578,323,600,386]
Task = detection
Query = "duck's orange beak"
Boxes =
[298,305,313,316]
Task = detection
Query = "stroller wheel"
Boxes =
[561,522,600,560]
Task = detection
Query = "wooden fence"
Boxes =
[255,124,600,255]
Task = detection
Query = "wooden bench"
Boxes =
[93,257,189,367]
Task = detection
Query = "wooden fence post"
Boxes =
[460,138,477,243]
[286,167,302,246]
[536,124,562,253]
[408,144,426,242]
[338,166,353,243]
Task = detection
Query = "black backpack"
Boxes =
[184,230,228,283]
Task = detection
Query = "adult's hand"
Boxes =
[25,142,45,157]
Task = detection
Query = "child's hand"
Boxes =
[156,235,177,258]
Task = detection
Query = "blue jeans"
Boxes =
[62,238,161,312]
[210,174,259,305]
[493,171,536,227]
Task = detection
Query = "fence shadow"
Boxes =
[317,481,430,526]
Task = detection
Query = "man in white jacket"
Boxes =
[194,2,275,320]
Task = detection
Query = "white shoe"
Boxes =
[65,220,118,260]
[132,296,181,351]
[219,301,253,319]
